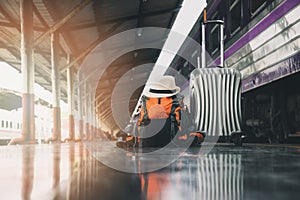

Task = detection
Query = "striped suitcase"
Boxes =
[189,67,243,145]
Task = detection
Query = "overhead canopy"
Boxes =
[0,0,183,131]
[0,89,21,111]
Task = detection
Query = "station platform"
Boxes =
[0,142,299,200]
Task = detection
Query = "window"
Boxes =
[10,122,12,128]
[229,0,242,35]
[1,120,3,128]
[182,61,189,78]
[6,121,8,128]
[250,0,267,15]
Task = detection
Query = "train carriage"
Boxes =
[168,0,300,143]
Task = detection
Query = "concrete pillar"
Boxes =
[93,103,96,139]
[94,103,98,139]
[77,80,84,140]
[95,104,99,138]
[90,94,94,140]
[84,83,90,140]
[22,146,34,199]
[53,144,61,188]
[67,56,75,141]
[51,32,61,142]
[13,0,35,144]
[87,89,91,140]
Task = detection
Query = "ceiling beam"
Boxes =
[167,0,183,29]
[108,6,179,23]
[33,3,71,58]
[64,21,96,31]
[0,30,59,94]
[106,57,157,71]
[95,92,104,102]
[32,3,49,28]
[0,29,20,49]
[99,107,111,118]
[60,22,122,73]
[0,21,46,32]
[96,96,111,109]
[101,111,112,121]
[72,45,161,83]
[0,1,79,102]
[34,0,92,46]
[0,7,53,87]
[0,4,20,32]
[65,6,181,31]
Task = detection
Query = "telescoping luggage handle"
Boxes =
[200,10,224,69]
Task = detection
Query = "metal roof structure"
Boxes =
[0,88,21,110]
[0,0,183,132]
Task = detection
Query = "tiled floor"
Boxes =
[0,142,299,200]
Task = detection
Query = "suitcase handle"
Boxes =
[201,19,224,68]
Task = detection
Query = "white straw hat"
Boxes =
[144,76,180,98]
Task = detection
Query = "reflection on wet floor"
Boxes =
[0,142,299,200]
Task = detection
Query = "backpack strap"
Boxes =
[170,95,181,138]
[141,95,149,120]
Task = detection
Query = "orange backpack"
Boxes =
[138,95,181,125]
[138,95,180,122]
[134,95,199,147]
[136,95,181,147]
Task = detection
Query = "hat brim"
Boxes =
[144,86,180,98]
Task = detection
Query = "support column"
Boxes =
[95,105,99,139]
[85,83,90,140]
[22,146,34,199]
[93,101,96,139]
[10,0,35,144]
[87,89,91,141]
[77,79,84,141]
[67,56,75,141]
[90,93,95,140]
[51,32,61,142]
[52,144,61,188]
[89,105,93,141]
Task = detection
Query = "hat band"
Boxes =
[149,88,176,94]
